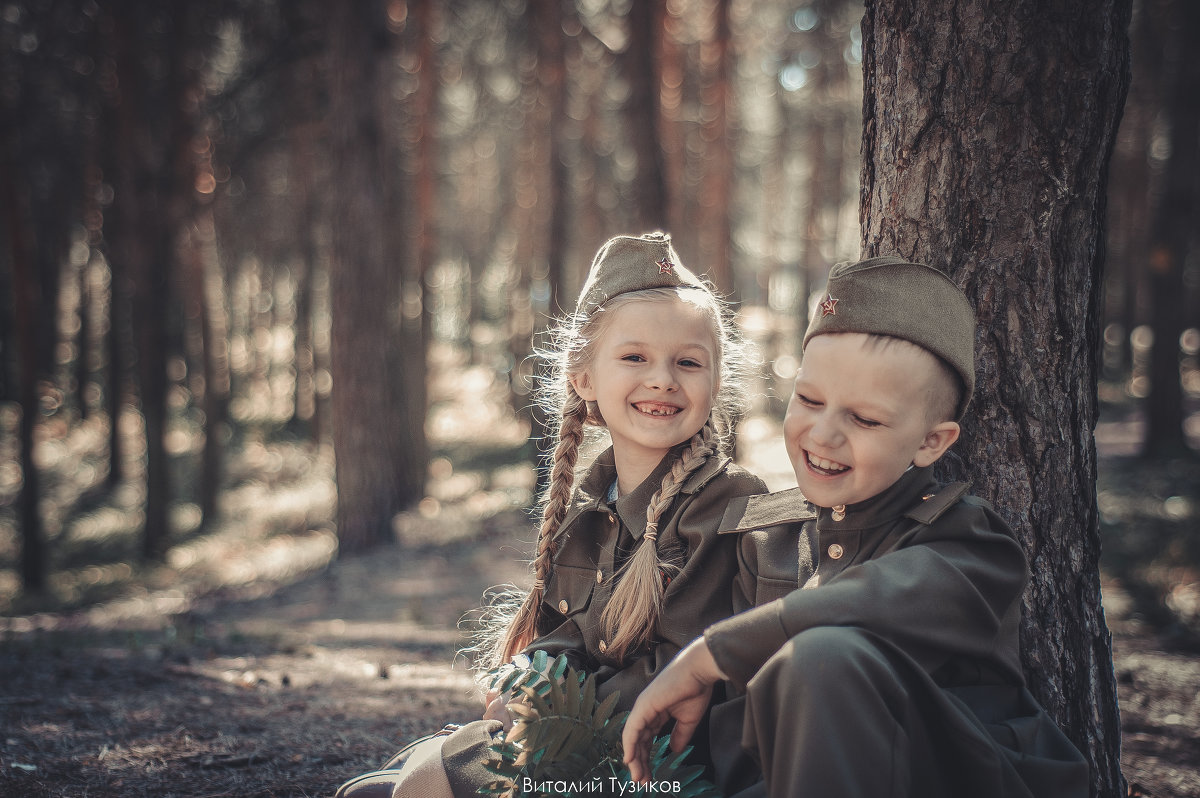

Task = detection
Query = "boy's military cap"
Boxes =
[804,256,976,418]
[576,232,709,317]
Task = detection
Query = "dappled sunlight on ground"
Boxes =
[2,330,1199,795]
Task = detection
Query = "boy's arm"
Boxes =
[706,499,1028,689]
[621,637,727,785]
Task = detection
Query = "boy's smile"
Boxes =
[572,295,719,493]
[784,333,959,510]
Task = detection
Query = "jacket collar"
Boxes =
[814,465,967,532]
[563,444,731,540]
[717,466,971,535]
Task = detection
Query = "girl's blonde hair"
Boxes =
[481,285,753,668]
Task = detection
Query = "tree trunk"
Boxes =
[108,7,174,560]
[95,43,127,489]
[2,158,48,595]
[526,0,572,500]
[76,249,94,420]
[412,0,439,354]
[625,0,669,230]
[289,181,319,436]
[328,1,426,555]
[187,205,227,525]
[1142,0,1198,458]
[699,0,734,296]
[533,0,569,314]
[859,2,1131,795]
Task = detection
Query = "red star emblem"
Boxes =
[819,293,839,316]
[657,257,674,274]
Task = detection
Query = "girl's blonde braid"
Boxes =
[498,387,589,662]
[600,421,719,662]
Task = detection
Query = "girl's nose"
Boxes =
[646,364,679,391]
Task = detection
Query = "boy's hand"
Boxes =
[622,637,727,784]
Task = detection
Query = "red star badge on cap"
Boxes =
[820,293,839,316]
[657,257,674,274]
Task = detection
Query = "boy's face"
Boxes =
[783,333,960,509]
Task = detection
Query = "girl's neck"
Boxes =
[612,447,667,496]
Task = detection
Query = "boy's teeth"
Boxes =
[807,453,848,472]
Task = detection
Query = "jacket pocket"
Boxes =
[752,574,796,605]
[542,564,597,621]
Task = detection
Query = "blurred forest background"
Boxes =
[1,0,1198,795]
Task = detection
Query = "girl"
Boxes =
[335,232,766,798]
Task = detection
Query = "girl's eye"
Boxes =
[621,354,646,362]
[678,358,702,368]
[852,414,882,428]
[795,392,820,407]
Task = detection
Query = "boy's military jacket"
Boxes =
[706,464,1027,689]
[526,443,769,711]
[702,465,1089,798]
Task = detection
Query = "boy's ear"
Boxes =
[912,421,960,468]
[570,370,597,401]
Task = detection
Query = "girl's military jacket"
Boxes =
[526,443,769,711]
[439,443,768,797]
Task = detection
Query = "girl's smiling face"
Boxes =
[784,333,960,509]
[571,295,719,492]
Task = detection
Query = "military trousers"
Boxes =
[733,626,1089,798]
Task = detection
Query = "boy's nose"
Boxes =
[808,415,842,448]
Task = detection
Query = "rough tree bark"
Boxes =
[859,2,1131,796]
[327,1,427,555]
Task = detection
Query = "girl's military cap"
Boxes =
[804,256,976,418]
[576,232,709,317]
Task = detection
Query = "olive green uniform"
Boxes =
[438,444,768,796]
[705,465,1089,798]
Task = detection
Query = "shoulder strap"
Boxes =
[718,487,817,534]
[904,482,971,525]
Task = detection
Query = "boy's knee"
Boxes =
[752,626,907,707]
[741,626,916,791]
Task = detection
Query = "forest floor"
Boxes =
[1,353,1199,797]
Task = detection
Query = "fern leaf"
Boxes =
[591,690,619,731]
[550,653,569,682]
[563,664,581,717]
[483,657,720,798]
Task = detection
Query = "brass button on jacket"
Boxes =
[558,599,569,614]
[827,543,844,560]
[596,569,604,584]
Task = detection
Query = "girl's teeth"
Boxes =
[637,404,679,416]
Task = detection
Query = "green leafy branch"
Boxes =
[481,652,719,798]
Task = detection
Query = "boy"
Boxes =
[622,256,1090,797]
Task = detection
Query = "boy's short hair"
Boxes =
[804,256,976,419]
